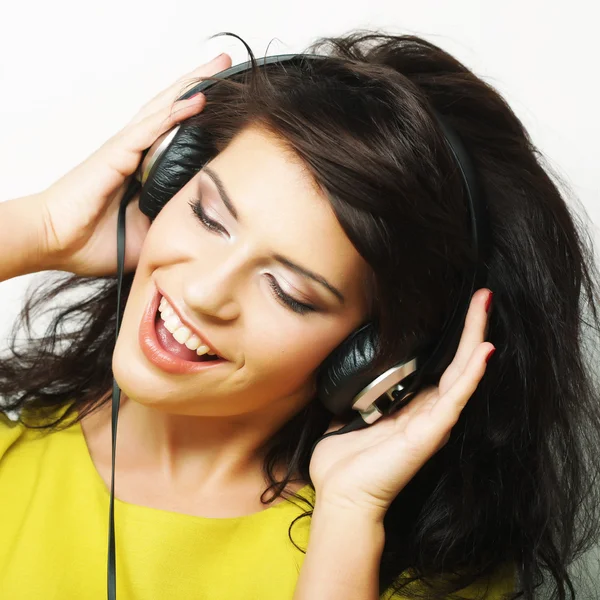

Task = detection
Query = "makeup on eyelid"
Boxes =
[194,167,347,306]
[187,194,318,315]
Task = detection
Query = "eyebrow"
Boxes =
[201,165,345,305]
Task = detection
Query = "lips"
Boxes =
[156,285,221,358]
[138,286,227,375]
[154,315,213,362]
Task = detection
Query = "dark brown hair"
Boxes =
[2,29,600,599]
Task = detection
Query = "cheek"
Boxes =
[240,281,363,392]
[247,315,348,384]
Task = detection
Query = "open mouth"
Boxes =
[154,295,221,363]
[138,287,227,375]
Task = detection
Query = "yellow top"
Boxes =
[0,411,515,599]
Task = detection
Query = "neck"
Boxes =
[81,390,310,494]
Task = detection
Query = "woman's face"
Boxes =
[113,124,371,419]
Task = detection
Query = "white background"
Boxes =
[1,0,599,593]
[1,1,598,340]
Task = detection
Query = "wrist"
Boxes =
[313,496,387,537]
[33,190,70,272]
[0,193,56,280]
[293,499,385,599]
[315,493,388,526]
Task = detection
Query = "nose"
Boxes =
[182,246,249,322]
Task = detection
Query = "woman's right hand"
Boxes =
[39,52,232,276]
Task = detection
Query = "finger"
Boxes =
[432,342,494,426]
[137,53,231,118]
[450,288,492,373]
[104,94,208,179]
[176,53,233,97]
[483,295,492,340]
[177,53,233,88]
[129,53,232,126]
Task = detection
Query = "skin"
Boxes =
[81,123,371,514]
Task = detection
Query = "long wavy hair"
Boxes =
[2,29,600,600]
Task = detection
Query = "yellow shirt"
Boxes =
[0,411,514,599]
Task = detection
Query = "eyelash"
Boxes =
[188,197,316,315]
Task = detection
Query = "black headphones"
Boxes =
[107,53,491,599]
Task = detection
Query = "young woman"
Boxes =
[1,31,599,600]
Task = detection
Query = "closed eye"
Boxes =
[188,196,228,236]
[188,196,317,315]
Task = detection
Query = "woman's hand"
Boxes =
[309,287,495,521]
[39,52,232,276]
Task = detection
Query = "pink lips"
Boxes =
[138,286,227,375]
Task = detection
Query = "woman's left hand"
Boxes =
[309,288,495,521]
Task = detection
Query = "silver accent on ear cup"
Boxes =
[134,125,181,185]
[358,403,384,424]
[385,384,401,402]
[351,357,418,412]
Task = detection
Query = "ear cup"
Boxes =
[138,120,217,221]
[316,323,381,416]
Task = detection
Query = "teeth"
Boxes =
[183,329,200,350]
[161,315,182,333]
[158,295,219,357]
[172,326,191,344]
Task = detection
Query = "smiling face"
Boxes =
[112,123,371,420]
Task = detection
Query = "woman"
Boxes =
[1,30,599,599]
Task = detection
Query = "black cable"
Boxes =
[108,178,139,600]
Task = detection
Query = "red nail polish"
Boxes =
[485,291,494,313]
[485,347,496,363]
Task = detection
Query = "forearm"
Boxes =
[0,193,50,282]
[293,500,385,600]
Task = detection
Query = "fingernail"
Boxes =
[485,290,494,313]
[485,347,496,363]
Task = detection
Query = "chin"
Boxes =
[110,341,222,416]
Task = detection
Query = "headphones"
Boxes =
[107,53,491,599]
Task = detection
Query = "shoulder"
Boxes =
[0,404,76,461]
